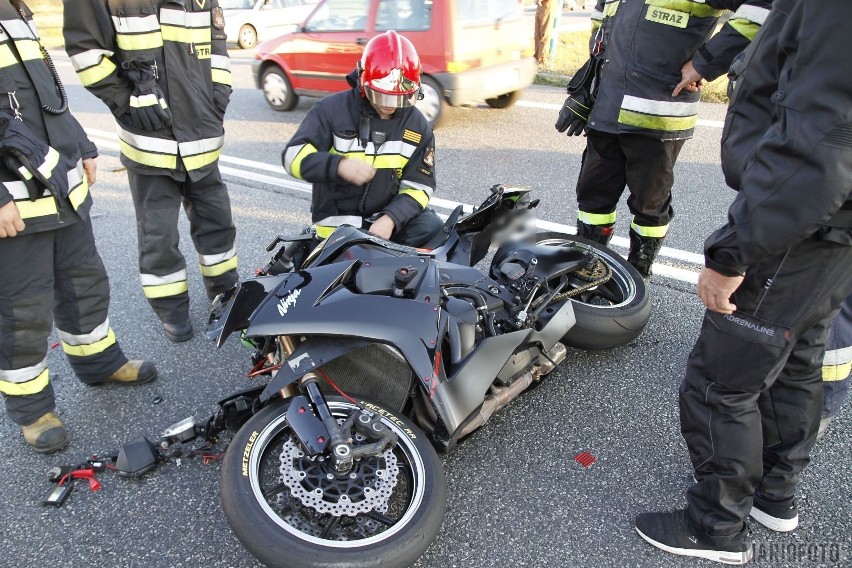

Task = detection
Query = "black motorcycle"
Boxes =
[205,185,650,568]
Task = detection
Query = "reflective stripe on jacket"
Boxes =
[590,0,771,140]
[0,3,95,234]
[64,0,232,181]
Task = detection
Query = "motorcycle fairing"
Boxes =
[206,273,292,348]
[245,260,443,401]
[259,336,373,402]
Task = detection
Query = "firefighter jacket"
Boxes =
[282,72,436,239]
[589,0,772,140]
[0,1,95,235]
[706,0,852,277]
[64,0,232,182]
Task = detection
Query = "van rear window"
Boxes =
[457,0,523,26]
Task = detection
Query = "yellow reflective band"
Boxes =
[120,140,177,169]
[38,147,60,179]
[77,58,117,86]
[182,149,221,171]
[592,21,601,32]
[603,1,619,17]
[68,178,90,210]
[16,196,57,219]
[0,368,49,396]
[399,188,429,208]
[161,25,211,44]
[289,143,317,179]
[195,44,212,59]
[314,225,336,239]
[211,68,232,86]
[644,0,722,18]
[729,18,760,40]
[130,94,160,108]
[823,361,851,382]
[199,255,238,277]
[116,32,164,51]
[143,280,189,299]
[13,39,42,61]
[578,210,616,225]
[631,221,669,238]
[0,43,18,68]
[62,328,117,357]
[618,109,697,132]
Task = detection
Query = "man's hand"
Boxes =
[368,214,395,240]
[696,267,744,314]
[337,158,376,186]
[83,158,97,186]
[0,200,25,238]
[672,60,704,97]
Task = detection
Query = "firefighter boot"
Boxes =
[102,360,158,385]
[628,229,665,279]
[576,220,615,246]
[21,411,68,454]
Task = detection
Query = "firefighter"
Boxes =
[63,0,238,342]
[282,30,443,247]
[0,0,157,454]
[818,294,851,441]
[556,0,772,278]
[635,0,852,562]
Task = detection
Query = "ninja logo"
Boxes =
[277,288,301,316]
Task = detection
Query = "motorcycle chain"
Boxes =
[532,255,612,308]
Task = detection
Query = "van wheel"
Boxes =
[485,91,521,109]
[416,76,449,128]
[263,67,299,111]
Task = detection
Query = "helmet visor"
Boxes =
[364,86,419,109]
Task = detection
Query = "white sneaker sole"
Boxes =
[635,526,753,565]
[749,506,799,532]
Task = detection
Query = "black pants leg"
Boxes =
[679,238,852,544]
[127,169,189,325]
[181,167,238,300]
[394,208,444,247]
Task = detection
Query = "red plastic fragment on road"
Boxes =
[50,342,60,349]
[575,451,596,468]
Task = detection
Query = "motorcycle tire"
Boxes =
[220,396,447,568]
[535,232,651,350]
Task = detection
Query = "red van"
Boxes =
[251,0,537,126]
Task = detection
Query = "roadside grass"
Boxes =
[29,0,64,49]
[537,30,730,104]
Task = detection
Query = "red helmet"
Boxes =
[359,30,421,109]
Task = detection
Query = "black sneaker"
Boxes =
[635,509,753,565]
[749,493,798,532]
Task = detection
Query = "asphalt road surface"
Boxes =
[0,49,848,568]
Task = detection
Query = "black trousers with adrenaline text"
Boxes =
[680,237,852,545]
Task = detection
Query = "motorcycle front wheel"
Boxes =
[220,396,446,568]
[535,232,651,349]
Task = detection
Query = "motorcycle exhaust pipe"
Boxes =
[458,342,567,439]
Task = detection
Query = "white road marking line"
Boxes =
[87,129,703,283]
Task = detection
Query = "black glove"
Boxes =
[122,60,172,131]
[555,55,603,137]
[0,113,68,200]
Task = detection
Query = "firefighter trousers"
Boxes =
[575,129,685,233]
[679,237,852,545]
[0,219,128,425]
[127,167,238,325]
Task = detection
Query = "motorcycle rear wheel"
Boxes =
[535,232,651,349]
[220,396,446,568]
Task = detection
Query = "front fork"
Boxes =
[277,335,354,473]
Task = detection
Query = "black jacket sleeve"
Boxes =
[693,1,774,81]
[707,0,852,273]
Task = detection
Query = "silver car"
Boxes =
[221,0,318,49]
